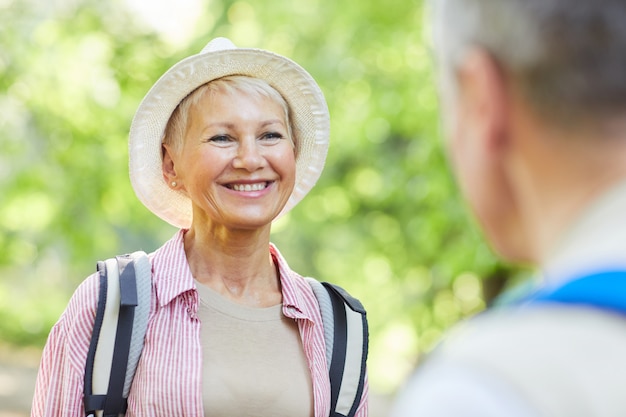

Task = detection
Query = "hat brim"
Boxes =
[129,46,330,228]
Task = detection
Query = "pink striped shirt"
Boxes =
[32,230,368,416]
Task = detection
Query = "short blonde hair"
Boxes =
[163,75,294,153]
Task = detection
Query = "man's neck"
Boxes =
[541,179,626,284]
[506,114,626,265]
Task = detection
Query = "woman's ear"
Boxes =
[162,144,179,187]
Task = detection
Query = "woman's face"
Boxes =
[164,88,296,231]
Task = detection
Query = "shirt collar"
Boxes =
[150,230,196,308]
[270,243,316,321]
[150,230,317,322]
[543,179,626,284]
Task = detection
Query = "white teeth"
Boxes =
[232,182,267,192]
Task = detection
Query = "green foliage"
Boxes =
[0,0,516,393]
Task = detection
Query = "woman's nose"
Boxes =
[232,139,265,171]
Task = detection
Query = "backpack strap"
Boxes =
[84,252,151,417]
[307,278,368,417]
[524,270,626,315]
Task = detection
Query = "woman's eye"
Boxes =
[208,135,231,143]
[262,132,283,140]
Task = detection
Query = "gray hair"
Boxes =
[430,0,626,125]
[163,75,294,153]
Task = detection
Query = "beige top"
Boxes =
[195,281,313,417]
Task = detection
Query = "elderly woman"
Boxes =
[32,38,368,417]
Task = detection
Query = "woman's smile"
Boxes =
[226,181,272,192]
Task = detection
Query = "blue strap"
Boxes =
[524,270,626,315]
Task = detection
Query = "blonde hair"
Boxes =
[163,75,294,153]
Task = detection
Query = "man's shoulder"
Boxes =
[415,304,626,416]
[441,305,626,359]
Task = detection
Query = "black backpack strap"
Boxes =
[308,279,368,417]
[84,262,109,416]
[83,256,141,417]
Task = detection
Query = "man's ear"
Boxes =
[456,48,510,154]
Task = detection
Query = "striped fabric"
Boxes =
[31,230,368,417]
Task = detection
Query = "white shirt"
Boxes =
[392,180,626,417]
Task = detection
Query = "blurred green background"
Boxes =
[1,0,523,397]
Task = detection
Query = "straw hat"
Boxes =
[129,37,330,228]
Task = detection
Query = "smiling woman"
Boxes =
[31,37,369,417]
[162,77,297,232]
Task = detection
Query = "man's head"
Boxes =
[431,0,626,126]
[429,0,626,262]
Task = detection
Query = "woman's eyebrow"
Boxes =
[260,119,285,127]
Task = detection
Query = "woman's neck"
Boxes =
[183,223,281,307]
